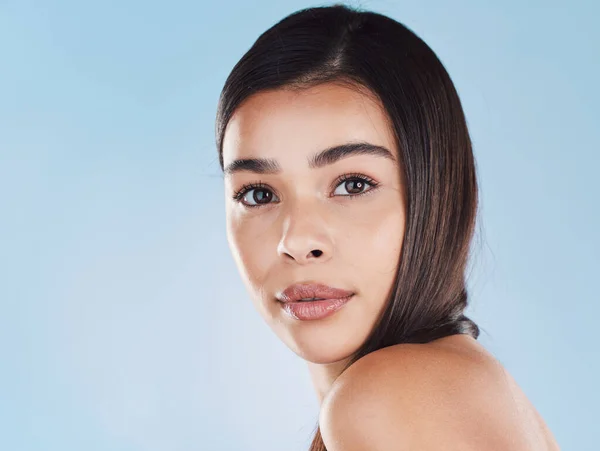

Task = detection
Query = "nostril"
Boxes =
[311,250,323,257]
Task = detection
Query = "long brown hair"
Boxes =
[215,4,481,450]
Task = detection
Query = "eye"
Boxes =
[331,173,378,196]
[232,182,279,208]
[232,173,380,209]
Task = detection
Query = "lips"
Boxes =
[277,282,354,303]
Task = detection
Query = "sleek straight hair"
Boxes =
[215,4,481,450]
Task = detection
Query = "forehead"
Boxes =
[222,83,397,165]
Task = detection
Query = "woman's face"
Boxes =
[222,82,406,364]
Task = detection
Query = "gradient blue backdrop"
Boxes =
[1,0,598,450]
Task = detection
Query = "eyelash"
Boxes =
[232,173,380,209]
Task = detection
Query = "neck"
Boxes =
[306,356,353,405]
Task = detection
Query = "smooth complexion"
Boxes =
[221,82,560,450]
[222,82,405,401]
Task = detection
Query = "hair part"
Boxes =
[215,4,481,450]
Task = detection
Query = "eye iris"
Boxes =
[252,189,272,204]
[346,179,364,194]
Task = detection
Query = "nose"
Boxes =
[276,201,333,264]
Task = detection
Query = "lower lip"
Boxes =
[281,295,354,321]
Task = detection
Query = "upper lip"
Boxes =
[276,282,355,303]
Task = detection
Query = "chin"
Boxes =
[292,342,357,365]
[273,320,366,365]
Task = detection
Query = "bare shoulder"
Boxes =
[319,335,560,451]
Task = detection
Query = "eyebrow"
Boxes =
[223,141,396,176]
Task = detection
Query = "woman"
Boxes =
[214,4,560,450]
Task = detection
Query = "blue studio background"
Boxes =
[1,1,598,450]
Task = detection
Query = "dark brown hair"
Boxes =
[215,4,481,450]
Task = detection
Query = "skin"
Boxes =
[320,334,561,450]
[222,82,405,402]
[221,82,560,449]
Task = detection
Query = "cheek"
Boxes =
[353,207,404,275]
[227,214,273,286]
